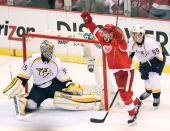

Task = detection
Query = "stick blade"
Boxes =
[90,118,105,123]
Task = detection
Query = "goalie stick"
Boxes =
[9,71,20,117]
[90,90,119,123]
[13,96,19,115]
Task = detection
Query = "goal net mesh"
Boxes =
[22,31,118,110]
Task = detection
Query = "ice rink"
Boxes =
[0,55,170,131]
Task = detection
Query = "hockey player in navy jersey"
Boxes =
[127,25,166,109]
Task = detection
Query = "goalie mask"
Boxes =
[40,40,54,60]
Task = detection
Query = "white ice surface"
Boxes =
[0,55,170,131]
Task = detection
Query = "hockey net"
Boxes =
[22,31,118,110]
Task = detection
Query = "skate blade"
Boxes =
[128,121,137,126]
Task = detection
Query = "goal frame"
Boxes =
[22,32,109,110]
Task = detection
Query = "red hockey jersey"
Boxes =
[86,22,133,70]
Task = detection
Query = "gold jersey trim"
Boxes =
[61,77,71,82]
[152,89,161,93]
[17,73,30,79]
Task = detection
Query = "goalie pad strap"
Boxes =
[54,91,102,110]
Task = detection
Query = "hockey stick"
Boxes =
[113,0,120,60]
[9,71,21,116]
[13,96,20,115]
[9,71,22,117]
[90,90,119,123]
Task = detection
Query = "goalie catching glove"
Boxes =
[2,77,24,98]
[62,82,83,95]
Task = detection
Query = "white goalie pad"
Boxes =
[15,94,28,115]
[54,91,103,111]
[2,77,24,98]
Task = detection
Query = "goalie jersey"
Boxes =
[127,35,164,62]
[17,53,71,88]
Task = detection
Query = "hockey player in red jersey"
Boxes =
[81,11,142,124]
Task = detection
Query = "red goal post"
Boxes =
[22,31,109,110]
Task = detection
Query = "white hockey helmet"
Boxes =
[40,40,54,60]
[130,25,145,34]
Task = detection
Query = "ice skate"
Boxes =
[135,101,143,115]
[128,115,137,125]
[153,98,160,109]
[128,101,142,125]
[139,92,151,100]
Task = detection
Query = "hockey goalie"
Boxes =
[2,40,102,118]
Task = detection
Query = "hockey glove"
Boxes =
[81,11,92,24]
[139,62,150,80]
[139,61,151,74]
[149,57,165,75]
[62,83,83,95]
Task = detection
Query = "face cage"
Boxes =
[41,44,54,60]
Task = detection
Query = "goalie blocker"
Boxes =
[2,77,24,98]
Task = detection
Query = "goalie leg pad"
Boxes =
[2,77,24,98]
[15,94,28,115]
[54,91,103,110]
